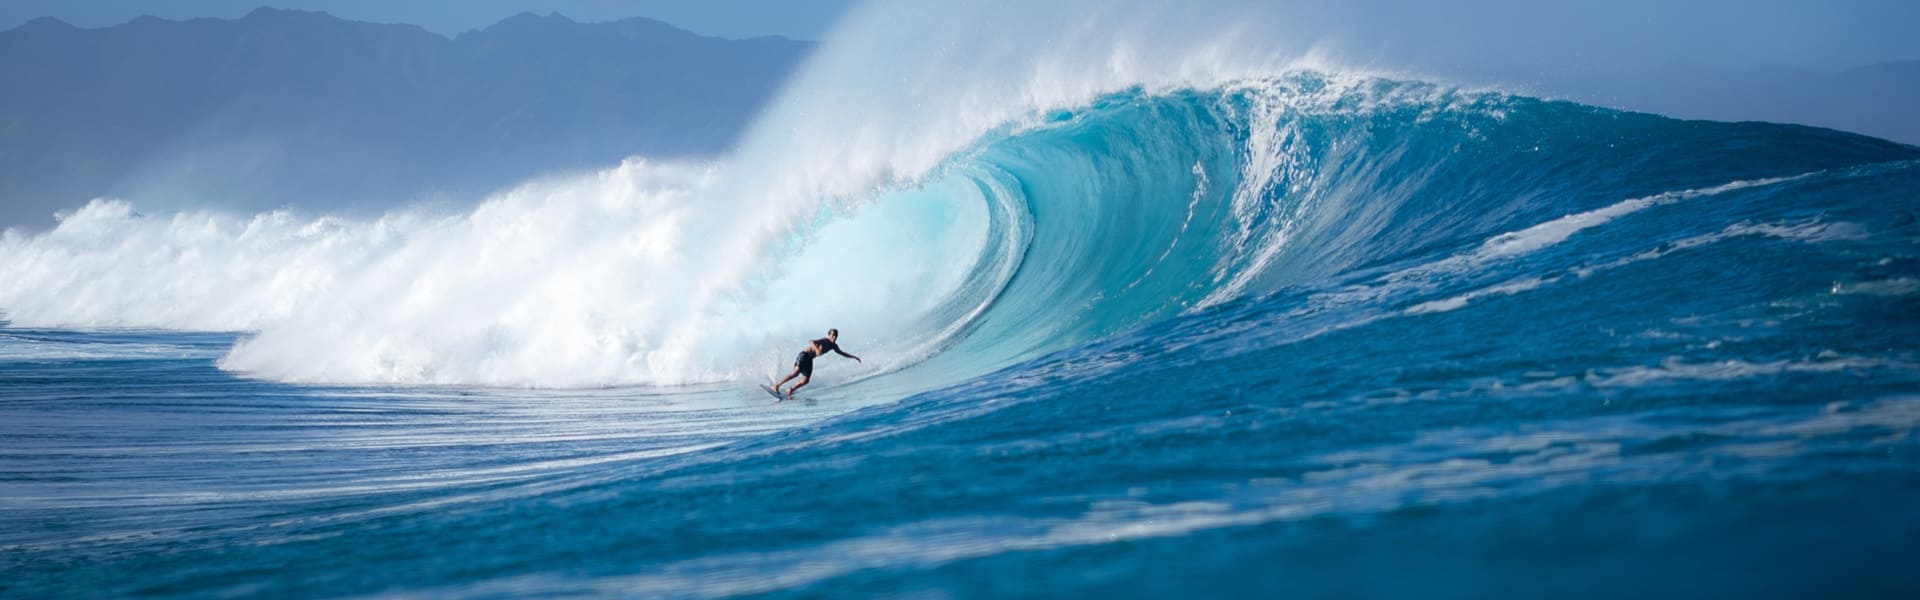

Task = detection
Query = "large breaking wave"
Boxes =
[2,71,1916,388]
[3,0,1918,391]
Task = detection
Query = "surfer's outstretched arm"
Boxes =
[834,348,860,362]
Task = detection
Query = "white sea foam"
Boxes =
[0,159,991,386]
[1833,277,1920,297]
[1403,277,1549,315]
[1583,355,1916,388]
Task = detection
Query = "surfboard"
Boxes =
[760,384,787,401]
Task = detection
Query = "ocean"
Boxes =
[4,70,1919,596]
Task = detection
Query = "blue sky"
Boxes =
[0,0,858,40]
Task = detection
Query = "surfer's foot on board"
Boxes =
[761,383,788,402]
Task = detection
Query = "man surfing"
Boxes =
[768,328,860,400]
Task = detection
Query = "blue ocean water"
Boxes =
[5,75,1920,597]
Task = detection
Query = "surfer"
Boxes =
[770,328,860,399]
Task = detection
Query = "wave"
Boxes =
[1,70,1915,389]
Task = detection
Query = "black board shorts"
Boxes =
[794,351,816,377]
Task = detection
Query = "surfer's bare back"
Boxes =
[772,328,860,399]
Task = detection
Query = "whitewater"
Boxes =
[5,2,1920,597]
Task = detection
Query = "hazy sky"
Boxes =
[1314,0,1920,72]
[0,0,858,40]
[3,1,1920,68]
[4,1,1918,69]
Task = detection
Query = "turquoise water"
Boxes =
[5,76,1920,597]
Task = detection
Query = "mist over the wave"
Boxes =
[773,0,1920,148]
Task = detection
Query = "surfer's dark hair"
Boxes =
[828,328,839,336]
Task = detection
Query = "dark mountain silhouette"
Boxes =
[0,8,810,228]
